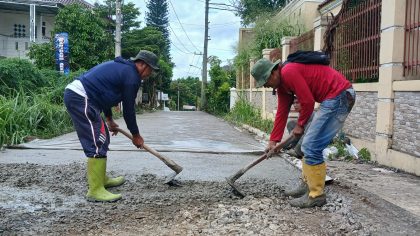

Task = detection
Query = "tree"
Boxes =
[121,26,173,107]
[121,26,166,58]
[145,0,170,60]
[206,57,236,115]
[94,0,141,35]
[28,4,114,70]
[168,77,201,110]
[229,0,287,25]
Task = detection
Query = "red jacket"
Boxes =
[270,63,351,142]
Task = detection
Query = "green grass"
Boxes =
[0,91,74,147]
[225,99,273,134]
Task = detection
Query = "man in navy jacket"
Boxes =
[64,50,159,202]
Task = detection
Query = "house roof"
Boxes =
[0,0,92,14]
[42,0,93,8]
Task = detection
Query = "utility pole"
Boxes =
[115,0,122,58]
[201,0,209,110]
[177,81,180,111]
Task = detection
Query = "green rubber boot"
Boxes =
[104,175,126,188]
[86,158,122,202]
[104,159,126,188]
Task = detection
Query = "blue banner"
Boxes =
[54,32,70,75]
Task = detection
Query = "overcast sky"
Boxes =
[87,0,241,80]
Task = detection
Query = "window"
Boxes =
[13,24,26,38]
[42,22,46,36]
[15,42,18,50]
[25,42,29,50]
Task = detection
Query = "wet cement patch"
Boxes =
[1,162,419,235]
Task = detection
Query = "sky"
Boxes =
[87,0,242,80]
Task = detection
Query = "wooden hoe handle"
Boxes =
[115,128,183,174]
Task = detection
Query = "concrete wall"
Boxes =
[0,10,55,58]
[274,0,325,32]
[232,0,420,175]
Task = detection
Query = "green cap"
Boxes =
[251,58,281,87]
[131,50,160,70]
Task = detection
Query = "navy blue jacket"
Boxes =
[78,57,141,135]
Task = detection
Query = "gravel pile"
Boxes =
[1,163,417,235]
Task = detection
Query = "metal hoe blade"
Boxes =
[226,177,245,198]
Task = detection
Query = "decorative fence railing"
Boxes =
[404,0,420,79]
[290,29,314,53]
[331,0,381,82]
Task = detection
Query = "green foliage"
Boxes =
[121,27,167,58]
[146,0,170,60]
[234,15,299,70]
[122,26,173,107]
[358,148,371,161]
[27,42,55,69]
[169,77,200,111]
[206,57,236,115]
[225,99,273,133]
[0,58,44,96]
[0,91,73,148]
[229,0,287,26]
[0,58,86,147]
[28,4,114,70]
[94,0,141,35]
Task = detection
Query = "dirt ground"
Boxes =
[1,112,419,235]
[1,159,419,235]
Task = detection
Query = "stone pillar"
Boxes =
[249,59,256,103]
[261,49,275,119]
[313,16,332,51]
[262,48,271,59]
[374,0,406,164]
[230,87,238,110]
[281,37,295,61]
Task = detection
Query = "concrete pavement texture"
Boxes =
[0,111,419,235]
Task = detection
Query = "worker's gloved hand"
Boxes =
[106,117,119,136]
[132,133,144,149]
[265,141,277,154]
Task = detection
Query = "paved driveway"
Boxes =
[1,111,299,184]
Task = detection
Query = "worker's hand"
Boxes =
[106,118,119,136]
[292,124,304,137]
[265,141,277,154]
[132,133,144,149]
[266,147,279,159]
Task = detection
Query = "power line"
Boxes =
[168,0,201,52]
[168,24,194,54]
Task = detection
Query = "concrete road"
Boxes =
[1,111,299,185]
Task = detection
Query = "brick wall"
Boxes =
[343,92,378,141]
[392,92,420,157]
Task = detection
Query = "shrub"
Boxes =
[358,148,371,161]
[0,58,44,96]
[225,98,273,133]
[0,91,73,147]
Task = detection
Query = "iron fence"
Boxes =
[404,0,420,79]
[290,29,314,53]
[331,0,381,82]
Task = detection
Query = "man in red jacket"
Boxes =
[251,57,355,208]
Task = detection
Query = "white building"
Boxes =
[0,0,91,59]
